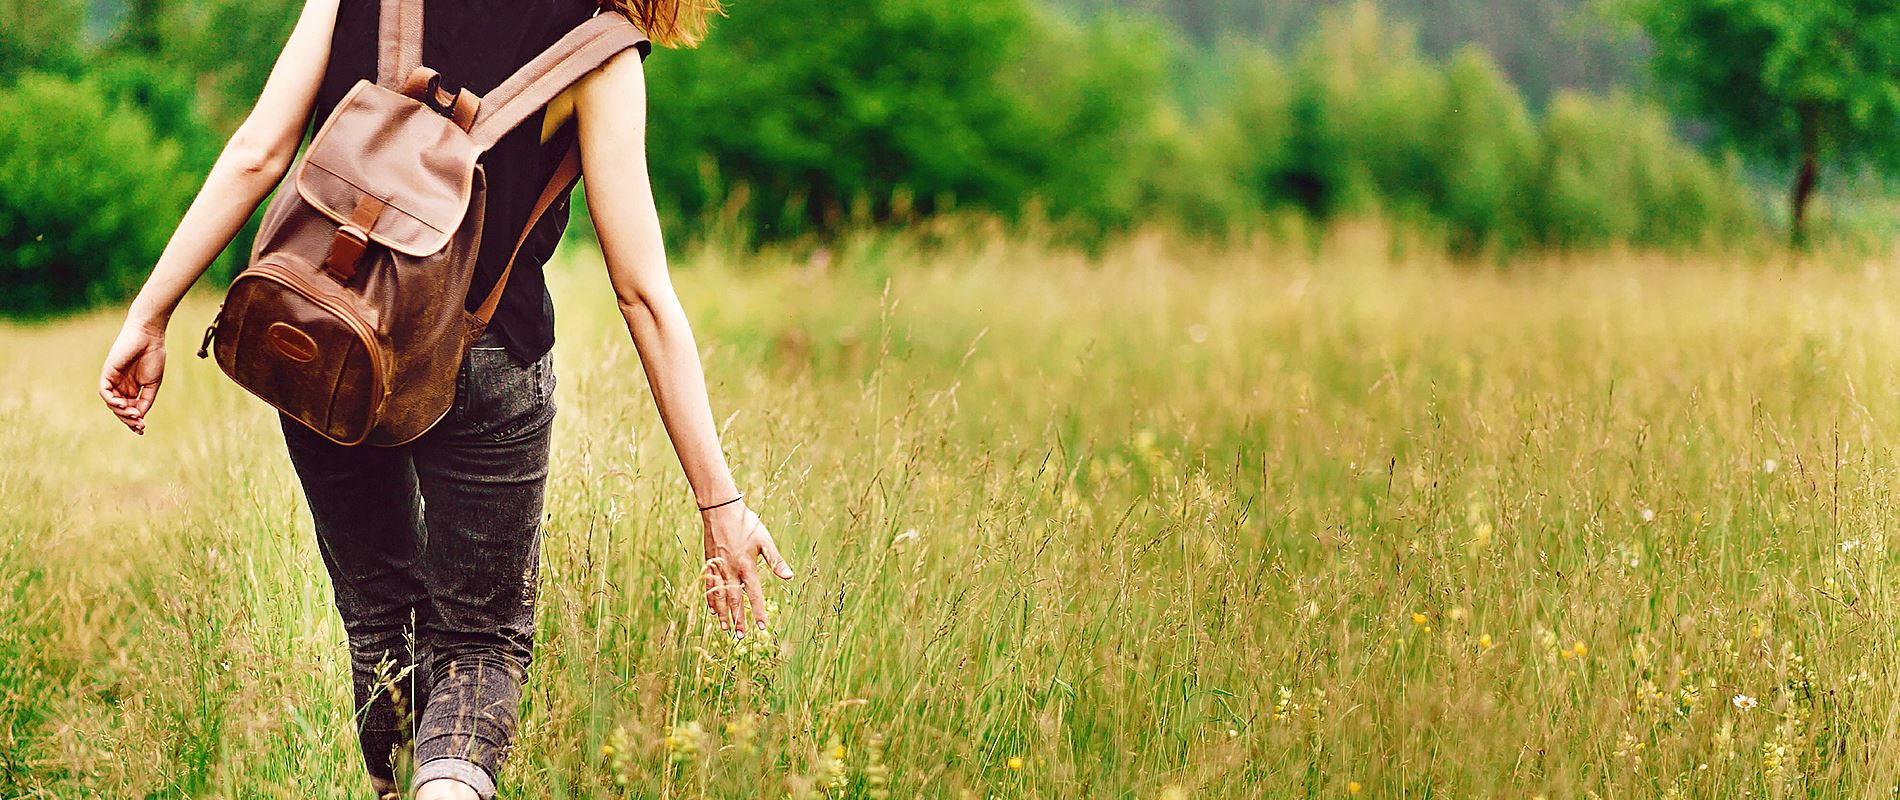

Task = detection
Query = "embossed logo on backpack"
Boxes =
[268,322,319,362]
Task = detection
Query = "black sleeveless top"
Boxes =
[309,0,601,363]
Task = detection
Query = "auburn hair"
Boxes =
[597,0,724,48]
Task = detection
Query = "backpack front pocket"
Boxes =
[212,255,387,445]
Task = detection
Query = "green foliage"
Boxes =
[0,0,87,82]
[1532,92,1756,248]
[1005,12,1178,234]
[0,0,1792,316]
[1051,0,1646,107]
[1120,101,1265,238]
[645,0,1046,240]
[1626,0,1900,239]
[1216,46,1295,210]
[1629,0,1900,167]
[114,0,302,131]
[93,56,225,171]
[1433,49,1541,251]
[0,74,193,315]
[641,0,1227,246]
[1199,4,1758,252]
[1292,5,1452,221]
[90,56,258,283]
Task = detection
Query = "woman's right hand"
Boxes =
[99,319,168,435]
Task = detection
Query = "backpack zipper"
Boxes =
[237,259,388,424]
[197,305,223,359]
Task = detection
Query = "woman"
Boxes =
[95,1,795,797]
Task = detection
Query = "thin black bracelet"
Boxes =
[697,492,744,512]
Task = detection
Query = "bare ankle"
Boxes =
[369,775,400,800]
[415,777,479,800]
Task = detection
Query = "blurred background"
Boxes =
[2,0,1898,316]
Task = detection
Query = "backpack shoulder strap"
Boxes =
[377,0,424,88]
[468,13,648,328]
[471,142,582,327]
[467,13,651,151]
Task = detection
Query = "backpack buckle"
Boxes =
[420,73,456,118]
[324,196,389,283]
[401,66,481,131]
[324,225,369,282]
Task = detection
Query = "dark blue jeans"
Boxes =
[280,330,555,799]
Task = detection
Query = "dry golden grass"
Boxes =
[5,223,1900,798]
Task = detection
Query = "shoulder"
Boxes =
[573,39,647,111]
[547,15,648,136]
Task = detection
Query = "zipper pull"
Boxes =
[197,306,222,359]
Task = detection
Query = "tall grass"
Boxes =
[4,224,1900,797]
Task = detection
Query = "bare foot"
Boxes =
[415,778,479,800]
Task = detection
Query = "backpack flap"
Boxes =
[296,79,478,259]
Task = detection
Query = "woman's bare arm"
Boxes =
[570,48,794,635]
[101,0,339,433]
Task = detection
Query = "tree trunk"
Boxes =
[1790,106,1820,247]
[1790,153,1819,247]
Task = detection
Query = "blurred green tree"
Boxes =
[1431,49,1540,252]
[112,0,300,131]
[0,0,1789,317]
[1005,12,1176,234]
[104,0,297,282]
[1531,91,1754,248]
[1625,0,1900,243]
[1216,45,1294,210]
[645,0,1046,239]
[1122,42,1284,238]
[1275,4,1542,251]
[0,74,194,314]
[1051,0,1646,108]
[0,0,88,81]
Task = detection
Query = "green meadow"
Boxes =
[7,227,1900,798]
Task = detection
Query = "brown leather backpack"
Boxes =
[197,0,648,446]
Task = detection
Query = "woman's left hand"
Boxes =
[701,500,794,635]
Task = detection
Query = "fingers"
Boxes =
[704,508,794,637]
[703,557,730,630]
[100,339,161,434]
[726,575,746,635]
[760,534,794,581]
[99,376,127,409]
[702,556,744,634]
[99,374,146,434]
[744,569,769,632]
[132,380,159,420]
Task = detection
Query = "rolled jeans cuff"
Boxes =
[412,756,496,799]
